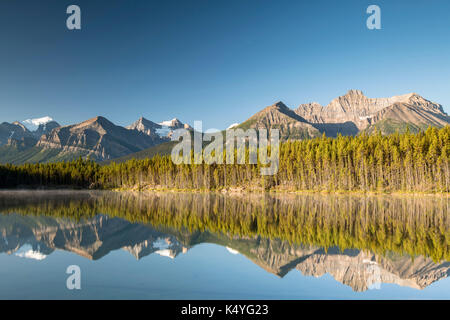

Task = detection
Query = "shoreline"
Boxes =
[110,185,450,197]
[0,187,448,198]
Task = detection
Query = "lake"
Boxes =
[0,190,448,299]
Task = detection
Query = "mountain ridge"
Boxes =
[237,101,321,140]
[35,116,165,161]
[1,90,448,164]
[295,90,449,134]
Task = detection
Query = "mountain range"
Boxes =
[0,90,448,164]
[237,90,449,138]
[36,116,166,160]
[0,115,191,163]
[295,90,449,135]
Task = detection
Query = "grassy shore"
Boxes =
[110,185,450,197]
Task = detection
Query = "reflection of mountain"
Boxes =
[236,238,450,291]
[0,214,187,260]
[295,249,450,291]
[0,213,448,292]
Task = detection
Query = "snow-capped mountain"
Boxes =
[227,123,239,129]
[128,117,192,139]
[21,116,61,139]
[158,118,192,130]
[22,116,54,131]
[157,118,192,138]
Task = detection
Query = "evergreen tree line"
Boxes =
[0,126,449,193]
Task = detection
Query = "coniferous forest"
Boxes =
[0,126,449,193]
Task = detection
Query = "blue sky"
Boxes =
[0,0,449,130]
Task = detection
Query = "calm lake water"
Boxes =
[0,190,448,300]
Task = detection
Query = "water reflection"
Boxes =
[0,191,448,293]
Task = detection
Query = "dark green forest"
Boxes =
[0,126,449,193]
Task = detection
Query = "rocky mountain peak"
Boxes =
[36,116,164,161]
[345,89,365,97]
[266,101,289,111]
[171,118,182,126]
[274,101,288,108]
[237,100,321,140]
[136,117,160,127]
[11,121,29,132]
[159,118,181,127]
[329,89,369,111]
[404,93,445,113]
[159,118,192,130]
[92,116,110,124]
[33,121,60,138]
[127,117,162,138]
[295,90,449,133]
[255,101,293,117]
[74,116,116,133]
[0,121,35,146]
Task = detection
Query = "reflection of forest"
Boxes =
[0,191,448,264]
[0,192,450,291]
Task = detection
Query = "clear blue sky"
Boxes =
[0,0,449,130]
